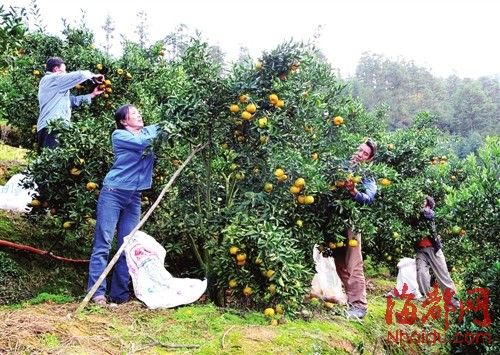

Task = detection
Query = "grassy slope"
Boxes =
[0,281,447,354]
[0,144,88,304]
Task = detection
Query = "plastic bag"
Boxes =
[310,245,347,304]
[124,231,207,309]
[0,174,37,212]
[388,257,423,299]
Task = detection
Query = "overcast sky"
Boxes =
[5,0,500,78]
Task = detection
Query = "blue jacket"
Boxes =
[103,125,161,191]
[353,177,377,204]
[37,70,94,131]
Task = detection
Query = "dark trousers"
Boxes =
[87,187,141,303]
[36,127,59,149]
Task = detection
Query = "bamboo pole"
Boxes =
[76,142,207,314]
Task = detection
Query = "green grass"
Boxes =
[0,294,450,354]
[0,142,27,184]
[26,292,74,305]
[0,142,27,162]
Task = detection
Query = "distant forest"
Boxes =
[348,52,499,157]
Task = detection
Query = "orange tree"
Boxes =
[436,136,498,354]
[142,41,458,316]
[2,23,475,317]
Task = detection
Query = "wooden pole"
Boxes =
[76,142,207,314]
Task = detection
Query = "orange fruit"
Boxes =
[235,172,245,181]
[348,239,358,247]
[267,284,276,294]
[270,319,278,326]
[264,308,275,317]
[274,168,285,177]
[264,182,273,193]
[295,219,303,227]
[311,152,319,161]
[229,246,239,255]
[239,94,249,103]
[294,178,305,188]
[32,69,40,76]
[380,178,391,186]
[258,117,268,128]
[236,253,247,262]
[353,176,362,184]
[63,221,74,229]
[275,304,284,314]
[230,104,239,113]
[96,63,103,70]
[230,163,239,171]
[241,111,252,120]
[104,79,112,86]
[277,174,288,182]
[269,94,278,103]
[387,143,395,150]
[236,260,246,266]
[259,135,268,144]
[255,61,263,70]
[30,199,41,207]
[229,279,237,288]
[289,186,301,194]
[246,103,257,113]
[297,195,306,204]
[304,195,314,205]
[276,100,284,108]
[266,269,275,278]
[336,241,344,248]
[243,286,253,296]
[335,180,345,188]
[333,116,344,126]
[86,182,98,191]
[69,167,81,176]
[117,68,124,75]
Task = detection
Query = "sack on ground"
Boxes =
[124,231,207,309]
[0,174,37,212]
[388,257,423,299]
[310,244,347,304]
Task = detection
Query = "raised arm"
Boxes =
[112,125,161,152]
[50,71,103,92]
[346,177,377,205]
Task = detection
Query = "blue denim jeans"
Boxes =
[87,186,141,303]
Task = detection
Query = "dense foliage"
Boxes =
[0,8,497,352]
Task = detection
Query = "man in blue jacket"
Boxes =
[36,57,105,149]
[336,139,377,319]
